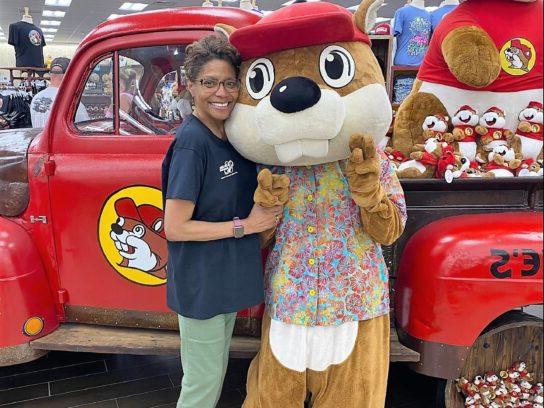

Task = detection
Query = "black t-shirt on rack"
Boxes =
[8,21,46,68]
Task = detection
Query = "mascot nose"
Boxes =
[270,76,321,114]
[111,223,123,235]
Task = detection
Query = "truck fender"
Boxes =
[394,212,543,379]
[0,217,58,365]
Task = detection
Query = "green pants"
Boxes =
[177,312,237,408]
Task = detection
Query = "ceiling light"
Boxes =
[42,10,66,17]
[41,20,62,26]
[119,2,148,11]
[42,28,58,33]
[45,0,72,6]
[107,14,125,19]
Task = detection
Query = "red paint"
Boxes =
[0,218,58,347]
[395,212,543,347]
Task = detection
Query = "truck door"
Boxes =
[47,36,198,328]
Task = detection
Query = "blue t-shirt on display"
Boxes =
[393,5,432,66]
[161,114,264,319]
[431,4,457,30]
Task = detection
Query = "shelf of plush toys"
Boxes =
[385,102,543,182]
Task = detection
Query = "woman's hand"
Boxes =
[243,204,283,235]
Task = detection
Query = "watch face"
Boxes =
[234,226,244,239]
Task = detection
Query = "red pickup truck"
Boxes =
[0,7,542,407]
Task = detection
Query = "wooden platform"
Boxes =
[30,324,419,362]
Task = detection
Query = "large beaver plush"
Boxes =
[218,1,406,406]
[390,0,543,160]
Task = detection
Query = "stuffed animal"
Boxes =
[485,144,522,177]
[511,101,543,161]
[422,114,454,143]
[220,1,406,406]
[452,105,479,162]
[517,158,543,177]
[390,0,543,158]
[397,137,452,179]
[475,107,516,163]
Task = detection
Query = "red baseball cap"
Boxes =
[229,2,370,60]
[114,197,165,238]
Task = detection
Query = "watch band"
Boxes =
[233,217,244,238]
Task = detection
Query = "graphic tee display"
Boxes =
[8,21,46,67]
[393,5,432,66]
[431,4,457,30]
[31,86,89,128]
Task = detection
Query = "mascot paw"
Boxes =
[475,125,488,136]
[254,169,290,207]
[518,121,533,133]
[346,134,381,179]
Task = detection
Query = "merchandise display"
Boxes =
[392,74,416,104]
[431,0,459,31]
[390,0,543,178]
[392,0,431,66]
[455,362,543,407]
[8,10,46,68]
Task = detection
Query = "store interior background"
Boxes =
[0,0,447,68]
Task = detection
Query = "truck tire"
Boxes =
[440,311,543,408]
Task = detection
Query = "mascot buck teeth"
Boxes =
[218,1,407,406]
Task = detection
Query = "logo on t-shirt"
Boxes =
[32,97,53,113]
[500,38,536,76]
[219,160,238,179]
[28,30,42,46]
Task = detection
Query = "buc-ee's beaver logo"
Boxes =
[500,38,536,76]
[98,186,167,286]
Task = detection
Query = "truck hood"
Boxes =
[0,128,41,216]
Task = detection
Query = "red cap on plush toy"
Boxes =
[456,105,477,115]
[486,106,505,117]
[230,2,371,60]
[527,101,543,111]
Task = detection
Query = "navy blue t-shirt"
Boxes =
[161,114,263,319]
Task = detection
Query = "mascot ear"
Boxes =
[214,24,237,40]
[354,0,385,34]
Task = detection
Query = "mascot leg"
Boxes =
[393,80,448,157]
[243,313,306,408]
[306,315,390,408]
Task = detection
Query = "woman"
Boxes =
[105,69,135,117]
[161,35,282,408]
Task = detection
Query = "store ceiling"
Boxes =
[0,0,445,44]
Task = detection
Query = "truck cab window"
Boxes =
[118,45,186,135]
[74,57,114,133]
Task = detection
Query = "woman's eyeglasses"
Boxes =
[199,78,240,92]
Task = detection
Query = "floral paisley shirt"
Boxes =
[261,151,407,327]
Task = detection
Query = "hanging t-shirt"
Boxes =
[31,86,89,128]
[8,21,46,68]
[418,0,543,92]
[393,5,432,66]
[431,4,457,31]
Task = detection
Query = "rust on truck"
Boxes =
[0,128,40,216]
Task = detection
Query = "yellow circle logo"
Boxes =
[98,186,167,286]
[500,38,536,76]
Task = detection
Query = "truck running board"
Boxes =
[30,323,420,362]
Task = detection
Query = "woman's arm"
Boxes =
[164,199,282,242]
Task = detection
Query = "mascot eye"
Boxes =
[133,225,145,237]
[319,45,355,88]
[246,58,275,100]
[117,217,125,227]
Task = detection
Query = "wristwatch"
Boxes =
[233,217,244,239]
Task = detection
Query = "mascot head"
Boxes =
[219,0,391,166]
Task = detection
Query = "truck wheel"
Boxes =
[442,311,543,408]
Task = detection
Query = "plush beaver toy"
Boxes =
[391,0,543,158]
[218,1,406,406]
